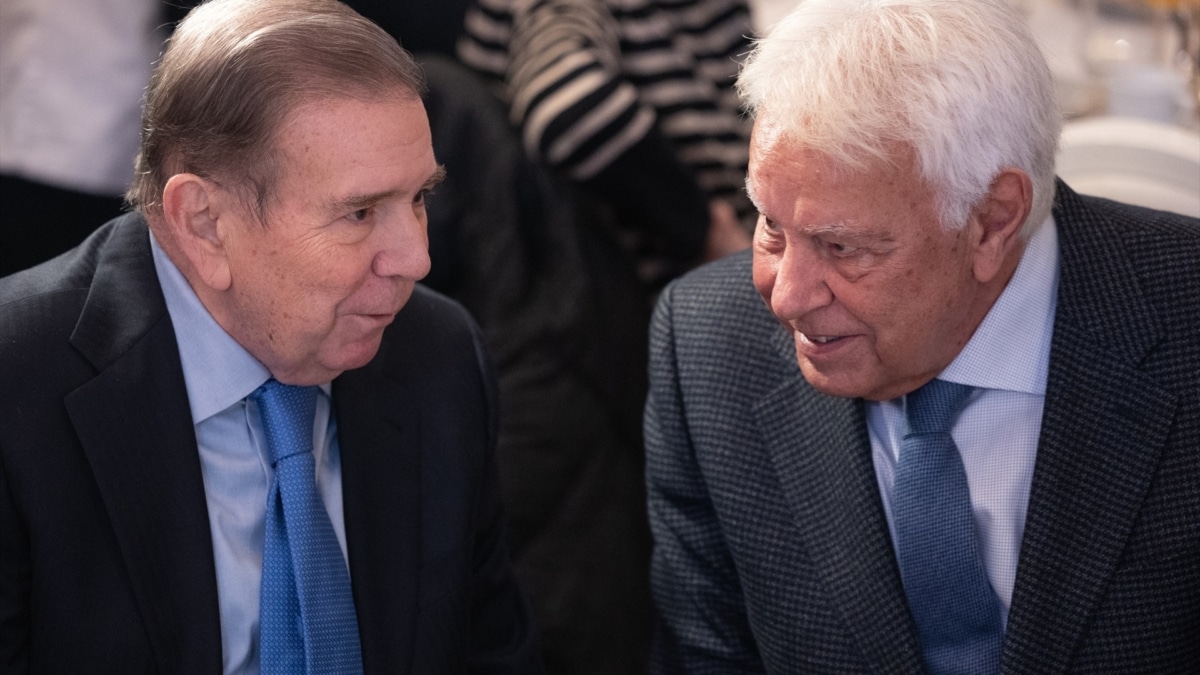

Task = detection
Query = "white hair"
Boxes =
[738,0,1060,236]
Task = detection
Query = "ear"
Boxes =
[971,168,1032,284]
[161,173,233,291]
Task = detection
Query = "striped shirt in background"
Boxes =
[459,0,755,283]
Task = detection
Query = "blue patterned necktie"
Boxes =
[894,379,1004,674]
[253,379,363,675]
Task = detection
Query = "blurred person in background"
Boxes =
[459,0,754,288]
[456,1,756,672]
[0,0,179,275]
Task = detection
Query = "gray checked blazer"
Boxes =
[645,181,1200,673]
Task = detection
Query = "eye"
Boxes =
[414,187,435,206]
[827,241,859,257]
[347,207,374,223]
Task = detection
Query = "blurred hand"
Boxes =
[703,199,752,262]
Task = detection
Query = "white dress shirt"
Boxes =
[867,215,1060,627]
[150,233,349,675]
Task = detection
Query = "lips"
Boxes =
[348,311,397,331]
[794,330,860,360]
[349,298,404,321]
[798,332,847,346]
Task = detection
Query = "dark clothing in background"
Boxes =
[344,0,470,56]
[0,174,126,276]
[420,57,654,675]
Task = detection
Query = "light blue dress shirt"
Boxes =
[867,215,1060,628]
[150,233,350,675]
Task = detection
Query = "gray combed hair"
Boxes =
[128,0,425,221]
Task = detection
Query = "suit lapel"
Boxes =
[1002,184,1176,673]
[755,327,924,674]
[63,216,223,673]
[335,342,422,672]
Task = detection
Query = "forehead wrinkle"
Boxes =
[747,168,850,235]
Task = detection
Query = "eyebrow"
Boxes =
[808,222,852,236]
[744,176,760,210]
[765,212,893,244]
[425,164,448,191]
[329,164,447,213]
[814,224,898,250]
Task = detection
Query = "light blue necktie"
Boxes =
[253,379,363,675]
[894,379,1004,675]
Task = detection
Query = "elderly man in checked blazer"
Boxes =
[644,0,1200,673]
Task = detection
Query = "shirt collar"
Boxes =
[150,231,271,423]
[940,214,1060,396]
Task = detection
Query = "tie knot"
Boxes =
[251,379,320,465]
[904,378,974,436]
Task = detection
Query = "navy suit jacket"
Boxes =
[645,182,1200,673]
[0,213,541,673]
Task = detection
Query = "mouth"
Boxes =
[794,330,859,358]
[350,311,398,329]
[798,332,848,346]
[358,301,404,321]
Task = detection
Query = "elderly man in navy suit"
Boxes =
[0,1,539,672]
[644,0,1200,672]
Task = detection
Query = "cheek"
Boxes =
[868,275,958,358]
[830,271,913,343]
[249,265,345,337]
[295,245,368,295]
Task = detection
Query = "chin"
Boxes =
[798,362,876,400]
[335,348,382,373]
[323,338,386,375]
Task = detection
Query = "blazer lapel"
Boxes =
[1002,184,1177,673]
[63,216,223,673]
[335,345,423,672]
[755,327,924,675]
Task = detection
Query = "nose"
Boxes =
[372,208,431,281]
[766,240,833,321]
